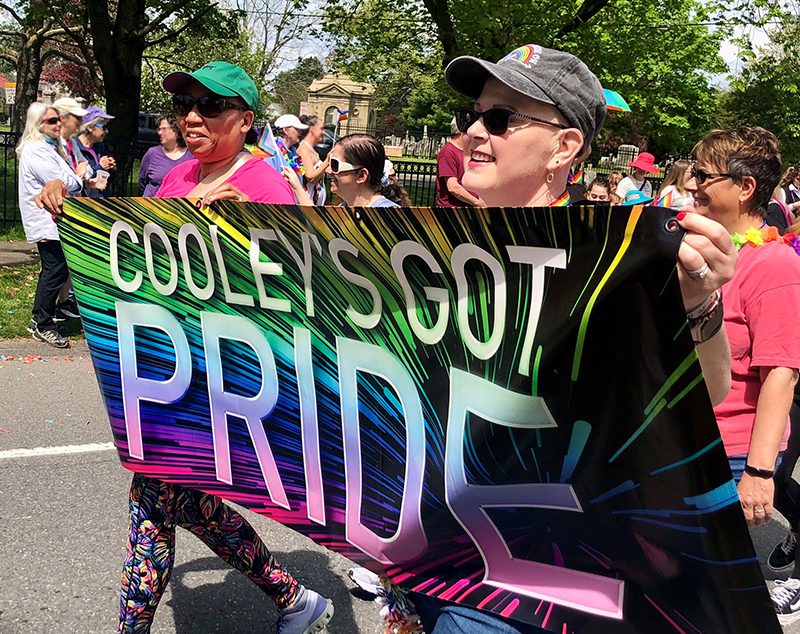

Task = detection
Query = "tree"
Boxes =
[322,0,779,155]
[719,14,800,164]
[321,0,445,131]
[138,15,258,114]
[269,56,324,115]
[321,0,784,149]
[232,0,318,82]
[0,0,90,131]
[40,59,100,102]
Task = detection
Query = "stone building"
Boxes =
[302,74,375,131]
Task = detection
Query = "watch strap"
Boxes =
[744,464,775,478]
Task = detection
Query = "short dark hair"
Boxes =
[589,177,610,193]
[337,134,386,191]
[692,127,783,216]
[157,114,186,148]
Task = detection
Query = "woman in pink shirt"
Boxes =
[35,62,329,634]
[684,128,800,524]
[686,128,800,623]
[683,128,800,624]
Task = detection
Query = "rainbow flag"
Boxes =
[337,109,349,123]
[569,168,584,184]
[654,189,674,208]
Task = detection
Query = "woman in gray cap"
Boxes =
[407,43,738,634]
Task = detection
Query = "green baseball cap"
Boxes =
[162,61,260,113]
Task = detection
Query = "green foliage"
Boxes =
[269,57,324,114]
[320,0,448,131]
[559,0,728,158]
[321,0,776,154]
[139,13,267,115]
[719,15,800,165]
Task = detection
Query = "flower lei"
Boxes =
[730,225,800,256]
[275,136,304,178]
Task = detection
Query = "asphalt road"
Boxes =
[1,337,799,634]
[0,339,383,634]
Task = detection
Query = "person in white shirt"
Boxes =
[17,102,84,348]
[616,151,658,200]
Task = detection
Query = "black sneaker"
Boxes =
[26,319,36,334]
[768,530,797,572]
[772,578,800,624]
[32,326,69,348]
[54,298,80,322]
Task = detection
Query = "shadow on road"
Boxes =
[166,550,360,633]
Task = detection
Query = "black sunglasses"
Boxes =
[455,106,568,136]
[690,165,732,185]
[43,117,60,125]
[172,94,248,118]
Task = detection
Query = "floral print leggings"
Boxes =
[118,473,299,633]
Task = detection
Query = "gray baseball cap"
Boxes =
[445,44,606,153]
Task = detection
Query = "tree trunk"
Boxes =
[419,0,460,64]
[102,51,143,142]
[86,0,146,142]
[13,36,44,132]
[100,51,143,194]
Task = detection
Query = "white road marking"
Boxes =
[0,442,116,460]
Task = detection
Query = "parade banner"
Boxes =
[59,198,780,633]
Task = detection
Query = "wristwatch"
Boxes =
[744,464,775,478]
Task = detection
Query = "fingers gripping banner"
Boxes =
[58,199,779,633]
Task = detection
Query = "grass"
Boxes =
[0,262,37,338]
[0,224,24,241]
[0,258,85,340]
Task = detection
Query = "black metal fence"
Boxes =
[330,124,450,161]
[1,132,20,231]
[393,160,437,206]
[2,133,669,230]
[0,133,441,230]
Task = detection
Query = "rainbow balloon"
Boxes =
[603,88,631,113]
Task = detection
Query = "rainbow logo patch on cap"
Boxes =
[501,44,543,67]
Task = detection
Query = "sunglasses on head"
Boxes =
[690,165,732,185]
[330,156,363,174]
[454,106,568,136]
[43,117,60,125]
[172,94,248,118]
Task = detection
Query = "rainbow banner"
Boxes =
[58,199,778,633]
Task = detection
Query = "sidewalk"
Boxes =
[0,239,38,266]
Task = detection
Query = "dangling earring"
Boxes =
[546,172,555,184]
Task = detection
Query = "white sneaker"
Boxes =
[347,566,382,596]
[771,578,800,624]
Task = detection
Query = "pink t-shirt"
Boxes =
[713,240,800,455]
[156,157,295,204]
